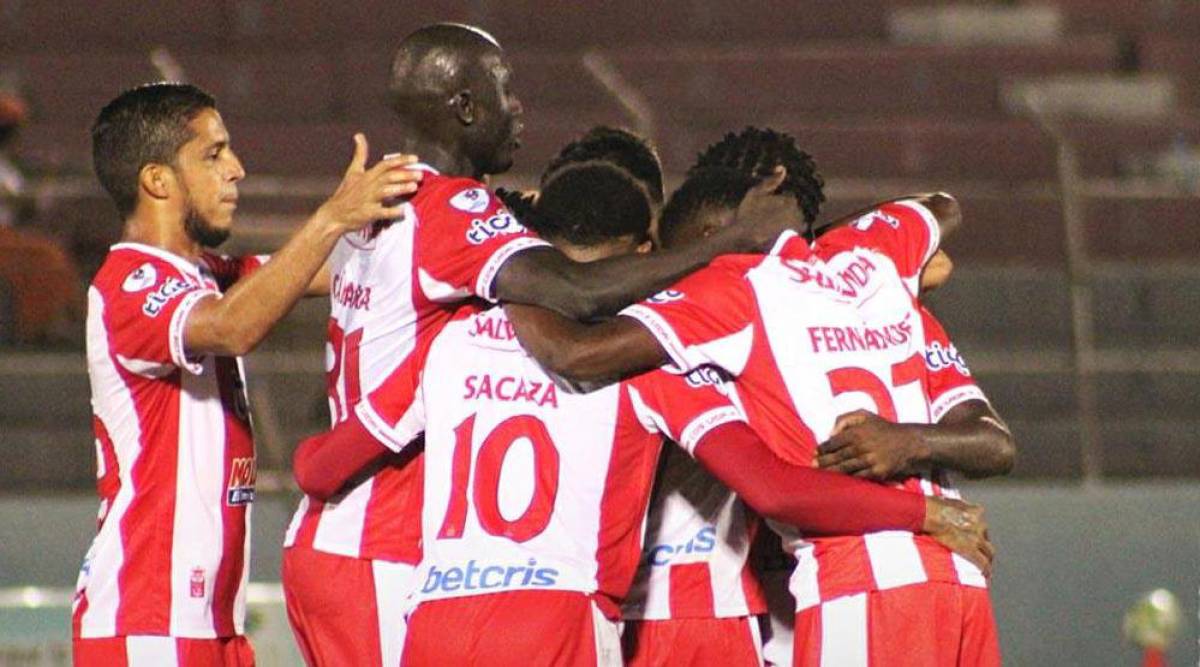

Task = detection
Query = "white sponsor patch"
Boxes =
[852,210,901,232]
[122,263,158,292]
[450,187,490,214]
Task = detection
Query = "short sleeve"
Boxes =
[355,327,432,452]
[920,307,988,422]
[200,253,269,291]
[100,258,216,376]
[414,178,550,304]
[618,261,758,376]
[831,200,941,291]
[625,367,747,455]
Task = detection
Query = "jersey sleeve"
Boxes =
[414,178,550,304]
[101,257,217,376]
[625,368,747,455]
[354,325,431,452]
[840,200,941,292]
[618,261,758,376]
[200,253,269,291]
[920,307,989,422]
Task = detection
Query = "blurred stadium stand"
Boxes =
[1,2,1198,482]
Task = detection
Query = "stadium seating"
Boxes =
[2,0,1198,485]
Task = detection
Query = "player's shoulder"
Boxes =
[415,172,495,214]
[92,243,193,295]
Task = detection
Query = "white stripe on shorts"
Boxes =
[820,593,868,667]
[126,635,179,666]
[373,560,416,667]
[591,602,623,667]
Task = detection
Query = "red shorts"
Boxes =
[622,616,762,667]
[793,582,1000,667]
[73,635,254,666]
[282,545,415,667]
[402,590,621,666]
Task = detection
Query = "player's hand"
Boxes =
[317,133,423,233]
[815,409,929,481]
[923,497,994,577]
[730,166,806,252]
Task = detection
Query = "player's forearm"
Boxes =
[293,413,392,500]
[497,227,752,320]
[814,193,961,240]
[187,212,341,356]
[922,401,1015,478]
[505,304,667,384]
[694,422,926,536]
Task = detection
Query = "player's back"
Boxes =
[412,305,664,618]
[286,165,546,562]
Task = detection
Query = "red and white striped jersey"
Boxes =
[359,306,745,619]
[620,444,766,620]
[75,243,264,638]
[621,201,987,610]
[284,165,548,563]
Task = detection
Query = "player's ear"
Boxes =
[450,90,475,126]
[139,163,175,202]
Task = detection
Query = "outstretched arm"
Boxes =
[505,304,666,384]
[814,192,962,240]
[816,401,1015,481]
[694,421,994,575]
[493,169,800,320]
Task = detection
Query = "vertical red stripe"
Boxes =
[668,563,715,617]
[113,362,180,634]
[92,417,121,529]
[211,357,254,636]
[794,606,823,667]
[360,446,424,564]
[594,389,663,616]
[812,537,873,602]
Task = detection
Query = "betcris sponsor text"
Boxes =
[643,526,716,567]
[421,558,560,595]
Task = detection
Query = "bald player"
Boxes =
[281,24,800,667]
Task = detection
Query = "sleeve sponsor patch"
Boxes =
[925,340,971,376]
[450,187,491,213]
[142,277,195,317]
[122,263,158,292]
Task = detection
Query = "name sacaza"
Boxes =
[421,558,560,594]
[463,374,559,408]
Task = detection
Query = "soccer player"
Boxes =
[280,24,803,667]
[293,160,991,665]
[73,82,420,666]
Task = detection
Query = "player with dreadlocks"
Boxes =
[692,126,825,239]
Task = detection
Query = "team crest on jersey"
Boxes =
[226,456,257,505]
[122,263,158,292]
[466,212,527,245]
[925,341,971,376]
[645,289,685,304]
[141,277,192,317]
[450,187,491,213]
[852,210,901,232]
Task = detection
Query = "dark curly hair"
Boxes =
[526,160,651,247]
[541,126,664,205]
[692,126,825,234]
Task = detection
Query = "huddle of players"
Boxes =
[72,21,1011,667]
[283,24,1012,667]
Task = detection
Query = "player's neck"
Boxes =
[121,210,202,262]
[388,126,481,180]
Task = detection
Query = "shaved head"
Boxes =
[388,23,523,178]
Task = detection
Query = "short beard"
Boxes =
[183,206,230,248]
